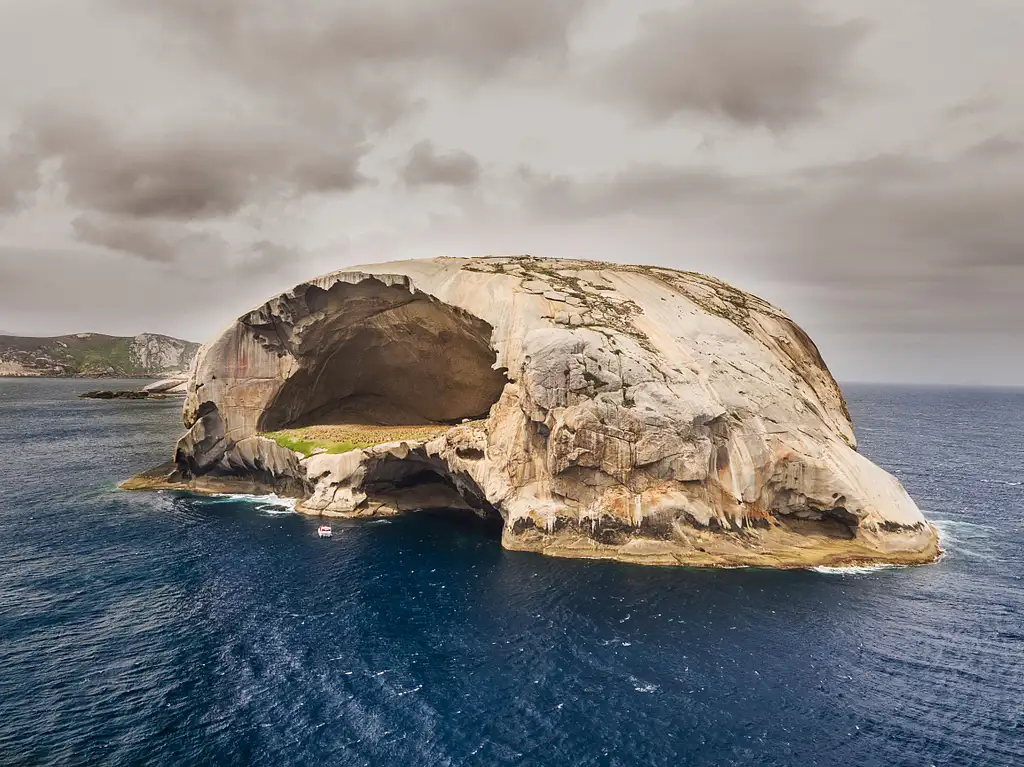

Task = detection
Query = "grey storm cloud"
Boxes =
[10,108,368,221]
[946,96,1002,120]
[144,0,590,75]
[520,163,781,218]
[2,0,1023,383]
[0,0,593,268]
[778,136,1024,309]
[0,131,39,212]
[0,108,363,270]
[402,141,481,187]
[596,0,870,128]
[72,213,293,277]
[516,134,1024,334]
[129,0,593,127]
[72,213,229,265]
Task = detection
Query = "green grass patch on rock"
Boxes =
[261,431,373,457]
[259,421,485,458]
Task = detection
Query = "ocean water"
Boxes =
[0,378,1021,766]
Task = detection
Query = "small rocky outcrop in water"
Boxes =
[79,375,190,400]
[124,256,939,568]
[80,390,168,400]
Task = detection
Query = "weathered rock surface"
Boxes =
[130,256,939,568]
[129,334,199,374]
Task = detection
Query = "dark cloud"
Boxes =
[10,108,368,221]
[515,136,1024,335]
[0,130,38,212]
[946,96,1001,120]
[166,0,588,71]
[784,141,1024,334]
[402,141,481,187]
[2,0,1022,384]
[288,149,370,196]
[129,0,592,128]
[960,134,1024,161]
[0,106,364,272]
[595,0,870,128]
[780,137,1024,293]
[519,163,784,218]
[72,213,226,265]
[72,213,291,277]
[2,0,592,273]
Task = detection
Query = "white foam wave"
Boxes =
[629,675,659,693]
[930,518,995,559]
[206,493,297,513]
[931,517,993,530]
[810,563,908,575]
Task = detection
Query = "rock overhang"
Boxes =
[250,276,509,431]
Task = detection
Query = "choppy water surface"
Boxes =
[0,379,1021,766]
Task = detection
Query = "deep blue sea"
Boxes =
[0,379,1021,766]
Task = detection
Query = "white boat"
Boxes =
[317,524,333,538]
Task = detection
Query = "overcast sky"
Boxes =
[1,0,1022,385]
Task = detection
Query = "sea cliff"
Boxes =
[124,256,939,568]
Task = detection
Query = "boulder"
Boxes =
[137,256,939,568]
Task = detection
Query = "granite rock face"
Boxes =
[129,334,199,374]
[158,256,939,568]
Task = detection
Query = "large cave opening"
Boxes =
[257,277,508,432]
[251,276,508,530]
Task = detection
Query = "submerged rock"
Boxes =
[80,390,167,400]
[127,256,939,568]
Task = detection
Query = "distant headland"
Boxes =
[0,332,199,378]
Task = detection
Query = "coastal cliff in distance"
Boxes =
[0,333,200,378]
[125,255,940,569]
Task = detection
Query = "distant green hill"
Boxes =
[0,332,201,378]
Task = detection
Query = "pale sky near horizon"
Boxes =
[1,0,1022,385]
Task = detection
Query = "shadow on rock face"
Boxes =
[257,278,508,431]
